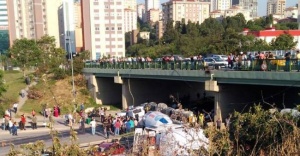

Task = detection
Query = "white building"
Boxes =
[284,7,298,19]
[0,0,8,27]
[62,0,76,54]
[139,31,150,40]
[124,9,137,33]
[145,0,160,22]
[124,0,136,10]
[224,6,252,21]
[82,0,125,59]
[211,0,232,11]
[245,28,300,50]
[162,0,210,25]
[267,0,286,16]
[232,0,258,18]
[145,0,159,11]
[137,4,146,21]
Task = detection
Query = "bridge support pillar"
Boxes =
[121,79,133,110]
[205,80,222,122]
[90,75,102,104]
[214,92,222,122]
[122,83,128,110]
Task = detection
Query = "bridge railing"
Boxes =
[84,59,300,71]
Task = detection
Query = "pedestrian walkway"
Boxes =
[9,81,37,119]
[0,116,78,140]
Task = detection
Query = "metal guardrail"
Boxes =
[84,59,300,72]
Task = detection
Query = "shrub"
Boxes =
[52,68,67,80]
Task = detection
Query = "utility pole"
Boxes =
[67,38,76,104]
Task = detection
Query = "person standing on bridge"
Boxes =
[296,50,300,72]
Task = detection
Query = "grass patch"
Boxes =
[21,75,95,115]
[0,71,27,115]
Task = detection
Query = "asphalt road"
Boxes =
[0,126,134,155]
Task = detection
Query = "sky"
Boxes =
[137,0,297,17]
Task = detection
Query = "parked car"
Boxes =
[85,60,100,66]
[204,57,228,68]
[212,55,228,61]
[95,142,126,156]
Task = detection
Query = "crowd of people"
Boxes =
[76,107,139,138]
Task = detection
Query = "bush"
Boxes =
[27,86,43,99]
[79,88,89,96]
[52,68,67,80]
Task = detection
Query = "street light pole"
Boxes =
[67,38,76,104]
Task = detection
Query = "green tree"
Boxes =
[9,38,42,76]
[36,35,66,74]
[270,34,297,50]
[199,17,224,37]
[72,50,90,75]
[162,20,179,44]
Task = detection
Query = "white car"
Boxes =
[204,57,228,68]
[212,55,228,61]
[117,106,145,121]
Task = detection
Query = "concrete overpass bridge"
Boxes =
[83,62,300,121]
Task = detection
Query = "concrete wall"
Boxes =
[120,78,212,109]
[218,84,300,119]
[87,75,122,106]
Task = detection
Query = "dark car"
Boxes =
[94,142,126,156]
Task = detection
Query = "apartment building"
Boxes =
[224,6,252,21]
[74,1,83,52]
[156,20,163,40]
[147,9,160,24]
[7,0,62,47]
[0,0,8,27]
[145,0,159,22]
[232,0,258,17]
[124,0,136,11]
[0,0,9,52]
[124,8,137,33]
[284,7,298,19]
[62,0,76,54]
[137,4,145,21]
[124,0,137,33]
[211,0,232,11]
[162,0,210,26]
[82,0,125,60]
[267,0,286,16]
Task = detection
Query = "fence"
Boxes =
[84,59,300,72]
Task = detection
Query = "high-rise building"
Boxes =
[62,0,76,54]
[124,0,137,33]
[211,0,232,11]
[7,0,62,47]
[156,20,163,40]
[124,9,137,33]
[145,0,159,22]
[74,1,83,52]
[162,0,210,26]
[0,0,9,52]
[267,0,286,16]
[82,0,125,60]
[232,0,258,17]
[124,0,136,11]
[137,4,146,21]
[0,0,8,27]
[147,9,160,24]
[145,0,159,11]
